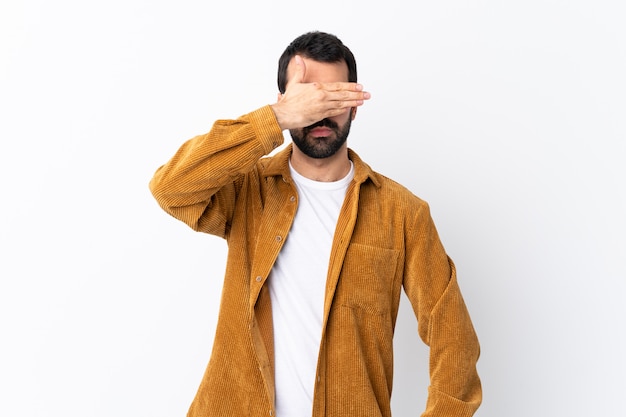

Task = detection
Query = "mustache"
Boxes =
[304,118,338,133]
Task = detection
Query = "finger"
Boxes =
[287,55,306,87]
[322,82,364,92]
[323,101,364,119]
[326,89,371,103]
[322,98,367,118]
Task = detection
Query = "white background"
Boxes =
[1,1,624,416]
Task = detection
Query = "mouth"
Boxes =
[308,127,334,138]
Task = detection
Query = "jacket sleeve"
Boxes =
[402,202,482,417]
[149,105,284,237]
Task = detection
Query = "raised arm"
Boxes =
[149,106,283,236]
[150,56,369,236]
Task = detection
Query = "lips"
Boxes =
[308,127,333,137]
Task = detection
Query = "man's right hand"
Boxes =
[270,55,371,131]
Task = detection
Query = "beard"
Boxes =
[289,115,352,159]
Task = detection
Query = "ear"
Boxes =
[351,107,357,120]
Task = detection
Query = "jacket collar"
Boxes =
[260,143,381,188]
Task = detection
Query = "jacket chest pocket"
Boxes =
[335,243,399,315]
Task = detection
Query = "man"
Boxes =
[150,31,481,417]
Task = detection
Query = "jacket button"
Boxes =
[275,235,282,242]
[255,276,262,282]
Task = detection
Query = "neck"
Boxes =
[290,145,351,182]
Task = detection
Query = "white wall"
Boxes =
[1,1,624,416]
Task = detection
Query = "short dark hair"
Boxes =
[277,31,357,94]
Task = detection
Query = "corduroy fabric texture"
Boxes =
[149,105,482,417]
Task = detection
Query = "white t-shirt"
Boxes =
[268,160,354,417]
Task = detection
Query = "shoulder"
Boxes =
[367,170,429,209]
[349,148,430,216]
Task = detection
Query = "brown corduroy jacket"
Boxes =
[149,105,482,417]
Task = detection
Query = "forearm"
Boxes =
[149,105,284,233]
[421,262,482,417]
